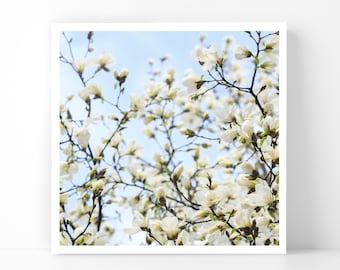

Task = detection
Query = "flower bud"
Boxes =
[235,45,252,60]
[155,187,166,205]
[172,164,184,181]
[92,179,104,191]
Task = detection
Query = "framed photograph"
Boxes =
[52,22,286,254]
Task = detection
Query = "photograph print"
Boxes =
[54,23,286,253]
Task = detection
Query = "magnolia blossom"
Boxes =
[60,192,68,205]
[258,89,278,114]
[114,67,129,83]
[244,181,273,207]
[60,161,79,180]
[92,179,104,191]
[145,81,163,99]
[233,209,252,228]
[217,155,233,168]
[195,189,221,208]
[260,61,276,73]
[127,161,146,180]
[78,83,102,102]
[132,211,148,229]
[176,230,194,245]
[161,216,181,240]
[109,132,122,148]
[73,58,88,73]
[240,161,254,175]
[182,70,203,92]
[155,187,166,201]
[142,125,154,138]
[236,174,256,188]
[76,127,90,149]
[234,45,252,60]
[262,144,279,161]
[220,128,238,143]
[179,112,202,132]
[193,44,218,70]
[125,140,143,157]
[262,35,279,60]
[171,164,184,180]
[263,115,279,134]
[130,93,146,111]
[239,120,254,140]
[166,87,178,99]
[95,51,114,67]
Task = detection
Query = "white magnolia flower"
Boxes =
[73,58,88,73]
[109,132,122,148]
[176,230,194,245]
[260,61,276,73]
[234,45,252,60]
[244,181,273,207]
[196,189,221,208]
[194,44,218,70]
[217,155,233,168]
[145,81,163,99]
[60,232,71,245]
[182,70,203,92]
[94,232,109,245]
[258,89,278,114]
[181,177,191,190]
[78,87,90,102]
[125,140,143,157]
[142,125,154,138]
[161,216,180,240]
[78,83,102,102]
[263,35,279,51]
[239,120,254,140]
[164,87,176,100]
[60,161,79,180]
[130,93,146,111]
[155,187,166,200]
[171,164,184,180]
[62,144,72,156]
[262,35,279,60]
[114,67,129,80]
[179,112,202,132]
[127,160,144,179]
[236,174,256,188]
[207,230,230,245]
[132,210,148,229]
[240,161,254,175]
[92,179,104,191]
[233,209,252,228]
[263,115,279,134]
[59,192,68,205]
[87,83,102,97]
[95,51,114,67]
[220,128,238,143]
[153,153,166,165]
[262,145,279,161]
[76,127,90,149]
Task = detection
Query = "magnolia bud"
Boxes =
[92,179,104,191]
[172,164,184,181]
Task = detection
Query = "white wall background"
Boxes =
[0,0,339,257]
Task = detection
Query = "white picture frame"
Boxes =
[52,22,286,254]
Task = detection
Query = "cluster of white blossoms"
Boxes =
[59,31,280,246]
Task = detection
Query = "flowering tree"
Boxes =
[59,30,280,246]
